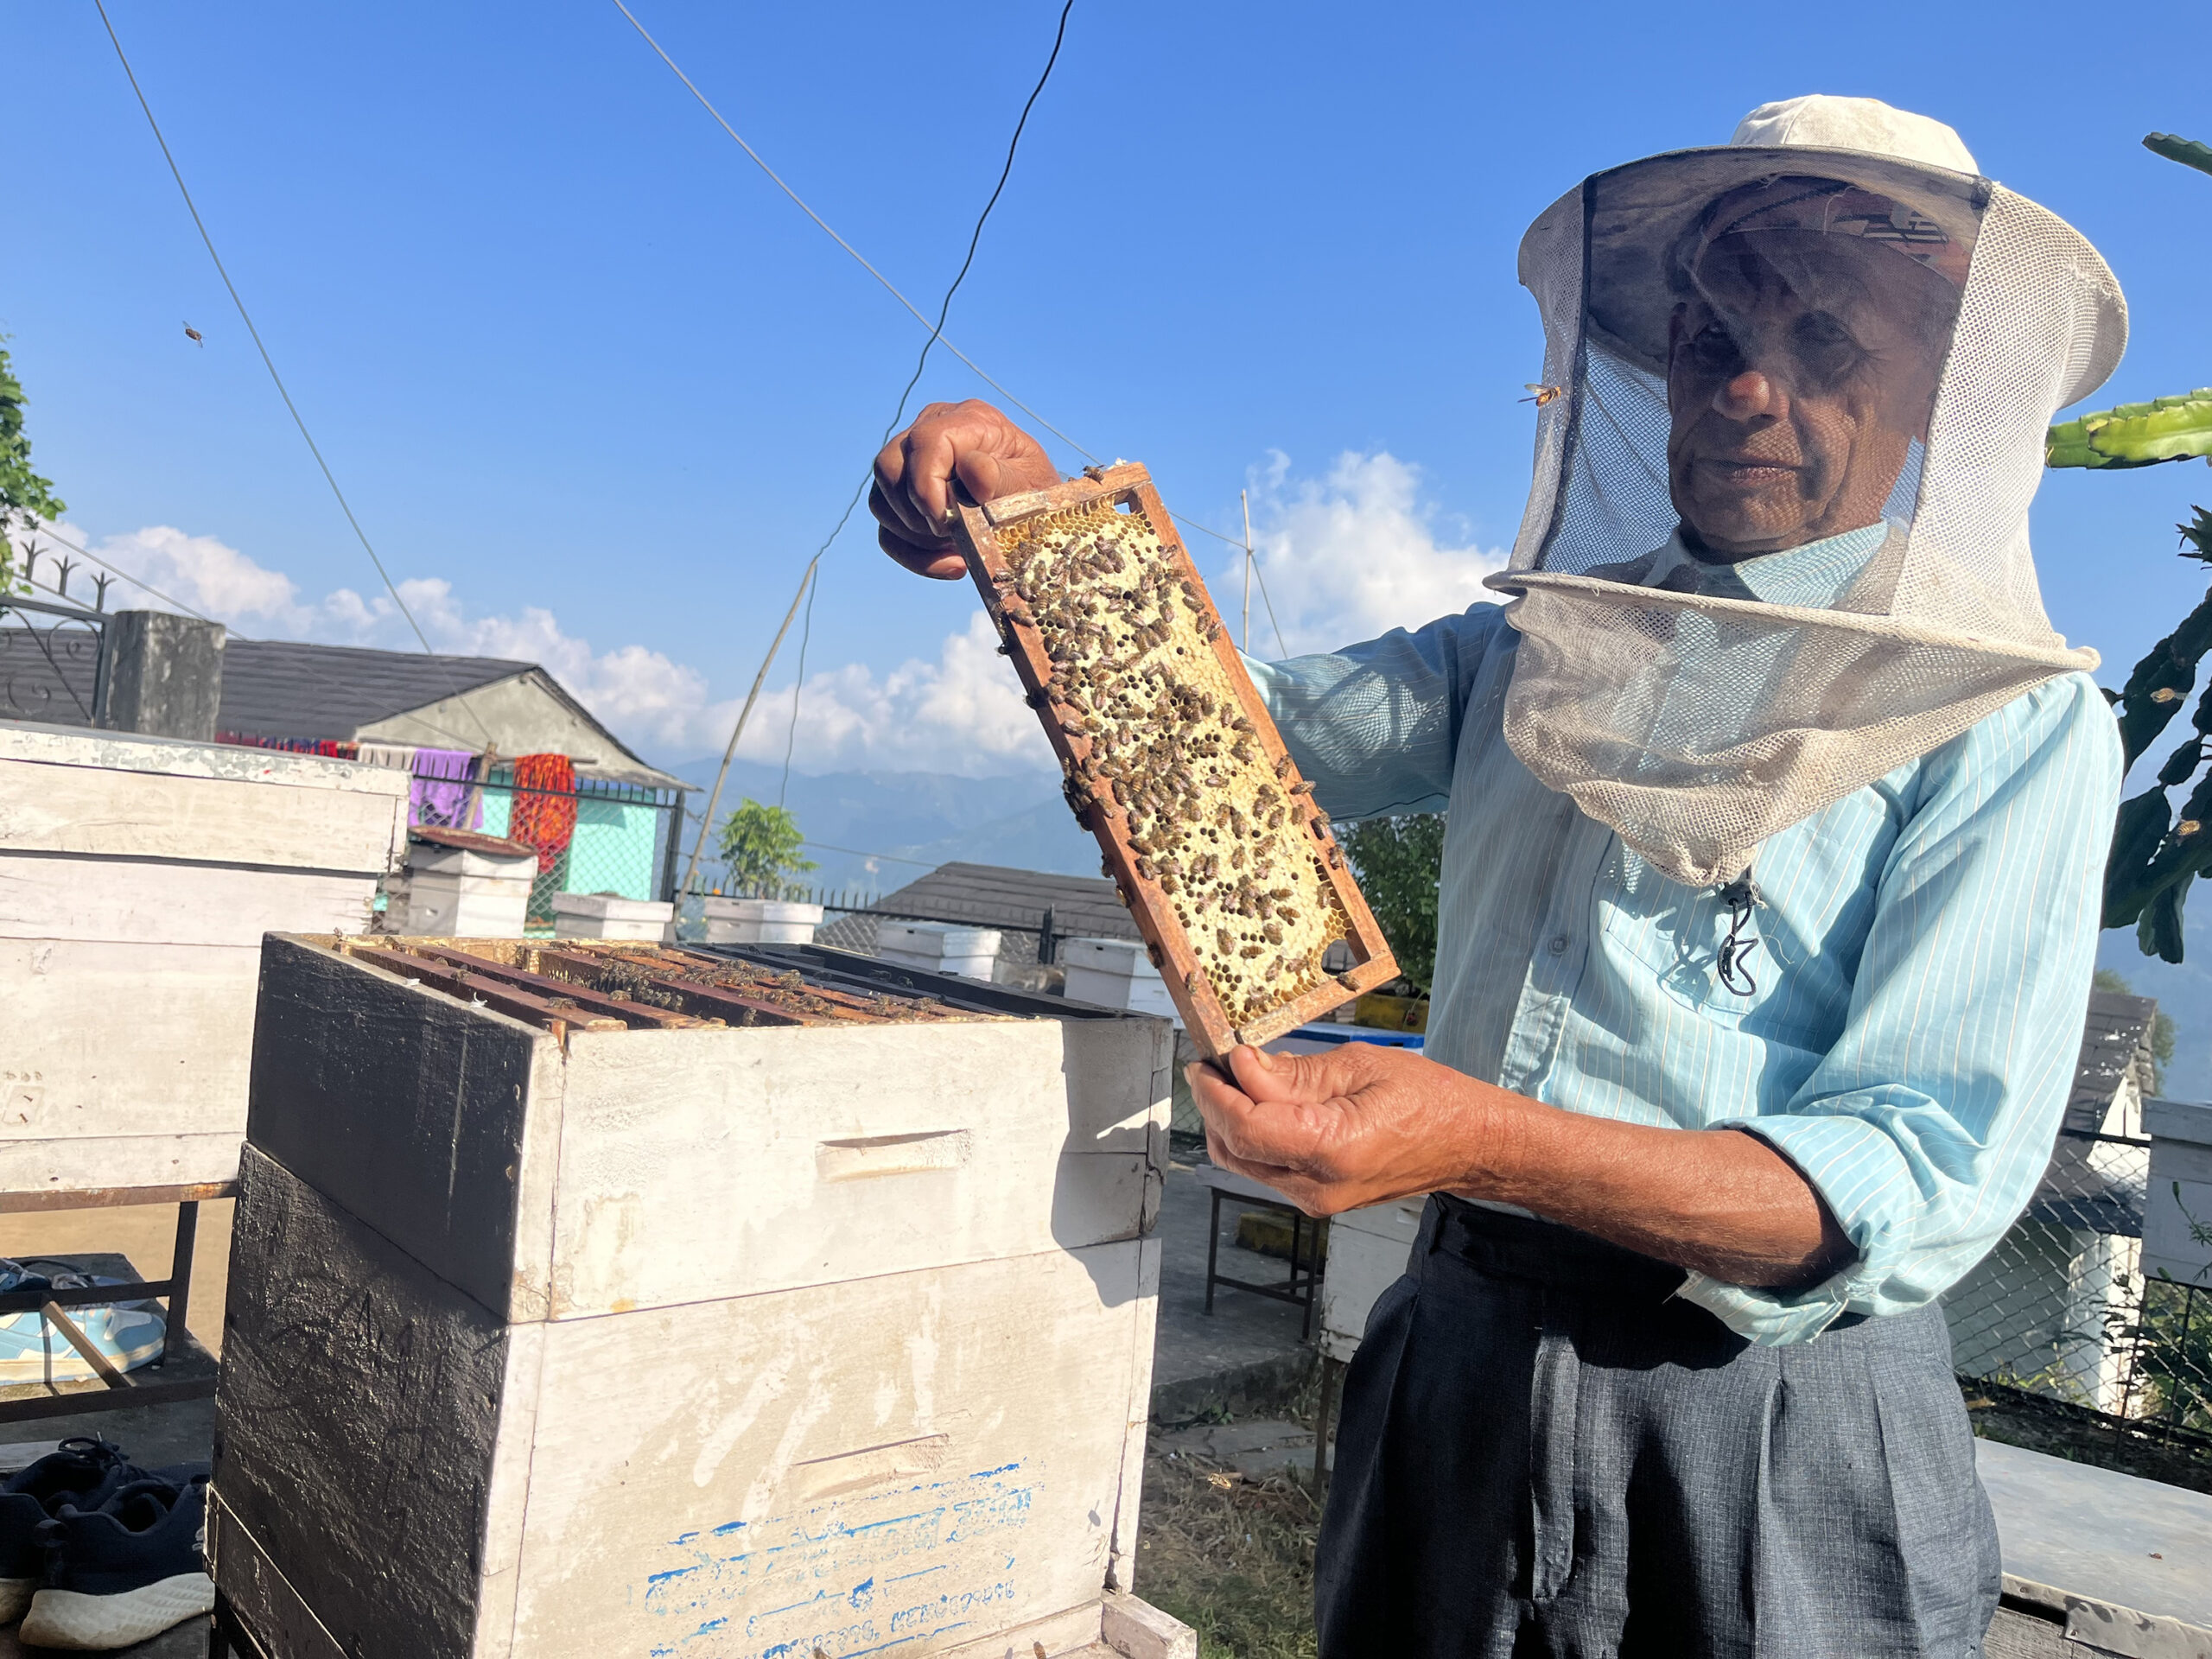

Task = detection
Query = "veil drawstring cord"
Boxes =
[1715,872,1762,995]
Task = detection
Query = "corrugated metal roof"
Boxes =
[217,639,529,740]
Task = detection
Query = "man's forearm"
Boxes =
[1452,1079,1852,1288]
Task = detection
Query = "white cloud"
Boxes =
[728,612,1051,777]
[1226,451,1506,656]
[22,448,1494,779]
[22,518,1051,776]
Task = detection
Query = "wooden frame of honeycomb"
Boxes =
[951,462,1398,1058]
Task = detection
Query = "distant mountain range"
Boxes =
[653,757,1094,895]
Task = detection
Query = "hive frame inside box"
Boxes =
[952,464,1397,1057]
[211,934,1191,1659]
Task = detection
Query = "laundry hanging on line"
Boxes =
[355,742,418,772]
[217,733,359,760]
[410,748,482,831]
[507,753,580,868]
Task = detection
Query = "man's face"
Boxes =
[1664,232,1953,560]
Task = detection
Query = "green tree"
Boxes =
[2091,967,2177,1095]
[717,798,817,898]
[0,341,68,594]
[2048,134,2212,962]
[1338,813,1446,995]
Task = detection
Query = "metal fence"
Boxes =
[0,590,109,724]
[467,773,686,923]
[1945,1127,2212,1456]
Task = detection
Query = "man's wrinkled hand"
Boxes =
[1185,1042,1502,1217]
[870,399,1061,579]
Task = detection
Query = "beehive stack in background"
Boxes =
[951,465,1396,1057]
[210,934,1190,1659]
[396,826,537,937]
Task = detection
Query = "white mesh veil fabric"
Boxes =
[1491,113,2126,888]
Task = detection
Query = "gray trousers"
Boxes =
[1315,1198,2000,1657]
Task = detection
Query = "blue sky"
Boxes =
[9,1,2210,782]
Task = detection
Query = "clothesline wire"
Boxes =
[92,0,496,747]
[774,0,1078,811]
[607,0,1097,469]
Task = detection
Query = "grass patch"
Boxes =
[1133,1431,1322,1659]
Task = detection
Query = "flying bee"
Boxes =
[1521,383,1564,406]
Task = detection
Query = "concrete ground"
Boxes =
[1149,1161,1318,1421]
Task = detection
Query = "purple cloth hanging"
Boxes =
[410,748,481,830]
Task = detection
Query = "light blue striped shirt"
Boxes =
[1249,530,2122,1345]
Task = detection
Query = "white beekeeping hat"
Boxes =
[1490,94,2126,887]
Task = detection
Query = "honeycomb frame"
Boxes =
[952,462,1398,1058]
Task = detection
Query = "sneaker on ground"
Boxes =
[19,1474,212,1650]
[0,1440,140,1625]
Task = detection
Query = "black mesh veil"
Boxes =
[1486,141,2124,887]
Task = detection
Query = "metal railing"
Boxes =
[0,588,109,726]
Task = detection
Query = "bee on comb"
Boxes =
[950,464,1396,1058]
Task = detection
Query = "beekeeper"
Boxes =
[870,95,2126,1656]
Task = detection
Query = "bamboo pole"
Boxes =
[1241,489,1254,654]
[679,556,819,902]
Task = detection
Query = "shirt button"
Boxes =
[1547,934,1569,956]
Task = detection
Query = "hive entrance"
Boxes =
[953,464,1397,1055]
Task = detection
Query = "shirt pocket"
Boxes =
[1596,851,1834,1050]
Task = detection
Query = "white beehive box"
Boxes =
[880,921,1001,981]
[1062,938,1179,1025]
[0,721,406,1192]
[702,896,824,945]
[212,936,1187,1659]
[1316,1198,1424,1364]
[401,828,538,938]
[549,891,674,941]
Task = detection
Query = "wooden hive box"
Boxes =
[950,465,1397,1058]
[212,935,1190,1659]
[0,721,408,1192]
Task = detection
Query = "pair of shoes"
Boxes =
[0,1262,167,1386]
[0,1441,144,1623]
[20,1471,213,1650]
